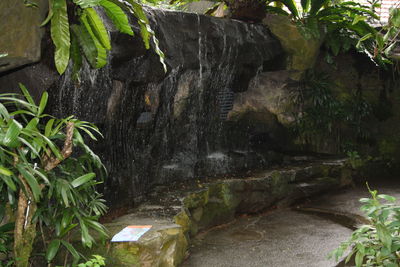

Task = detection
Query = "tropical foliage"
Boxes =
[0,84,107,267]
[330,187,400,267]
[357,5,400,66]
[40,0,166,76]
[292,71,371,151]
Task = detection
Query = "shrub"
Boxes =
[330,186,400,267]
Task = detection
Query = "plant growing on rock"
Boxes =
[0,84,107,267]
[357,5,400,66]
[37,0,166,76]
[330,186,400,266]
[292,70,371,151]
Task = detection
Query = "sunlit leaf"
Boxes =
[100,0,134,35]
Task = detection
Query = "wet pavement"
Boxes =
[182,179,400,267]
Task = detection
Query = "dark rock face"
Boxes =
[0,8,283,207]
[0,0,48,72]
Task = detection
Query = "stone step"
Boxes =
[94,159,352,266]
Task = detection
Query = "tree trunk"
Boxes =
[14,187,37,267]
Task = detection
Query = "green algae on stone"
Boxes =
[174,210,192,234]
[111,243,141,266]
[183,189,209,209]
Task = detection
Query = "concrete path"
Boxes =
[182,179,400,267]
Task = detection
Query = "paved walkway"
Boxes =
[182,178,400,267]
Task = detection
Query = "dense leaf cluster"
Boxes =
[0,85,107,266]
[331,187,400,267]
[42,0,166,76]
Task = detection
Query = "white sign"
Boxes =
[111,225,152,242]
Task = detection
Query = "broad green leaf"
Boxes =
[17,165,41,201]
[100,0,134,35]
[0,166,13,176]
[38,91,48,116]
[39,133,63,160]
[376,223,392,250]
[73,0,101,8]
[45,119,55,137]
[79,220,94,248]
[85,218,108,237]
[355,250,363,267]
[3,119,23,148]
[51,0,71,74]
[389,8,400,27]
[25,118,39,131]
[71,172,96,188]
[45,239,61,262]
[74,15,107,68]
[0,96,37,112]
[0,175,16,191]
[85,8,111,50]
[18,137,40,159]
[0,103,10,120]
[378,194,396,202]
[376,34,385,50]
[125,0,151,48]
[59,180,71,207]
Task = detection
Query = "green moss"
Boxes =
[183,189,209,209]
[111,243,141,266]
[270,171,292,198]
[174,211,191,235]
[198,202,235,230]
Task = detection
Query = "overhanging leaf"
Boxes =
[85,8,111,50]
[75,14,107,68]
[100,0,133,35]
[71,172,96,188]
[51,0,71,74]
[3,119,23,148]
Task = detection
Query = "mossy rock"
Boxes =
[263,14,323,79]
[183,189,209,209]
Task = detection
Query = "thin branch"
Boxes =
[44,122,75,172]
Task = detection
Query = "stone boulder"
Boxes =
[0,0,48,73]
[263,14,324,80]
